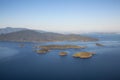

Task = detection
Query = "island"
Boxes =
[19,43,25,48]
[36,49,49,54]
[96,43,104,46]
[59,52,68,56]
[35,45,87,54]
[39,45,87,50]
[73,52,95,58]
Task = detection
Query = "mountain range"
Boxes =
[0,27,98,42]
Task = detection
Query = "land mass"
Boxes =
[39,45,86,49]
[73,52,94,58]
[0,28,98,42]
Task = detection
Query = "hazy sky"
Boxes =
[0,0,120,33]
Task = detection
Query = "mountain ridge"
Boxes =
[0,27,47,34]
[0,29,98,42]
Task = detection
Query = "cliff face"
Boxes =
[0,30,98,42]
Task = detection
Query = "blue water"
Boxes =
[0,34,120,80]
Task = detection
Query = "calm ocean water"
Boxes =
[0,34,120,80]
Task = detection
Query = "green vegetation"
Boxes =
[35,45,96,59]
[40,45,87,50]
[0,30,98,42]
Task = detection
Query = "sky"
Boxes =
[0,0,120,33]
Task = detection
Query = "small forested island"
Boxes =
[59,52,68,56]
[96,43,104,46]
[36,48,49,54]
[39,45,87,50]
[19,43,25,48]
[36,45,86,53]
[73,52,95,58]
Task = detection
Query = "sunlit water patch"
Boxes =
[0,47,18,59]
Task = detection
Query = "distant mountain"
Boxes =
[0,27,47,34]
[0,29,98,42]
[35,30,47,33]
[0,27,27,34]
